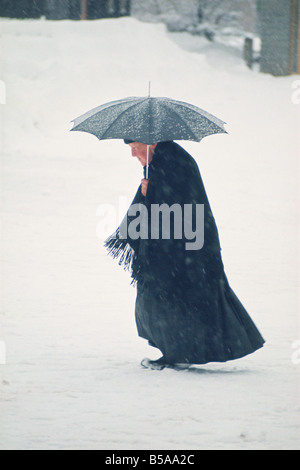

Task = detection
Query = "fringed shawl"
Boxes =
[104,141,224,291]
[104,183,146,284]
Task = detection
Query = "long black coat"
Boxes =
[106,142,265,364]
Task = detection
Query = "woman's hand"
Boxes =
[141,179,149,197]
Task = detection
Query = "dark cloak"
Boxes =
[105,142,265,364]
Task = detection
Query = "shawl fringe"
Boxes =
[104,228,140,285]
[104,228,135,272]
[104,183,145,286]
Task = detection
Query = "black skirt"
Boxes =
[135,274,265,365]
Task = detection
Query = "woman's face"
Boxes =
[128,142,157,166]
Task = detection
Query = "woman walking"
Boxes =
[105,140,265,370]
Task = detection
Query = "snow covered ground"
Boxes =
[0,17,299,450]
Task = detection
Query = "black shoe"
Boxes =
[141,356,167,370]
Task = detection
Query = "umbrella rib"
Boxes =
[72,96,141,128]
[161,98,226,128]
[100,99,148,140]
[160,101,200,141]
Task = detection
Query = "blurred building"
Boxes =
[131,0,199,31]
[0,0,131,20]
[257,0,299,75]
[0,0,43,18]
[1,0,299,76]
[131,0,300,76]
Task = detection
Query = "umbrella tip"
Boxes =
[148,81,151,98]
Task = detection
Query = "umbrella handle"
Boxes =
[146,82,151,179]
[146,144,149,180]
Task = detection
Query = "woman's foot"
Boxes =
[141,356,167,370]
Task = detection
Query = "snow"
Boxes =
[0,17,299,450]
[131,0,258,50]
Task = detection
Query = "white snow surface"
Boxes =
[0,17,299,450]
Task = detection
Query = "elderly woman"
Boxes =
[105,140,265,370]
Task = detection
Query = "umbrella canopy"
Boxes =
[71,96,227,145]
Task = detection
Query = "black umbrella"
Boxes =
[71,94,227,177]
